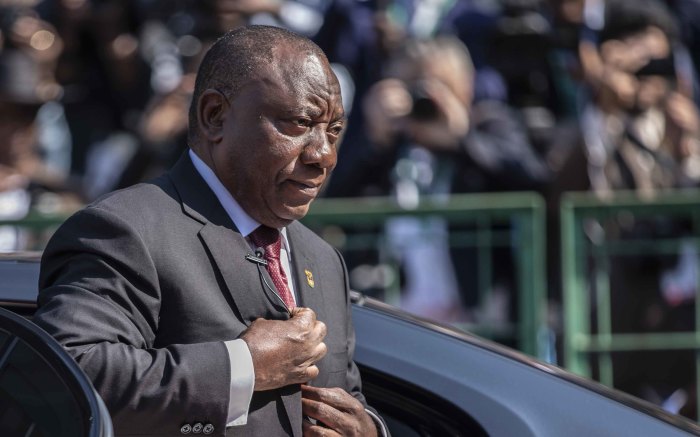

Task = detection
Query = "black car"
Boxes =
[1,254,699,436]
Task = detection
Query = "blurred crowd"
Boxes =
[1,0,698,236]
[2,0,700,417]
[0,0,696,212]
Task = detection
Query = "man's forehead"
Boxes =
[271,43,330,75]
[257,46,339,93]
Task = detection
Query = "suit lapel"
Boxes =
[198,223,290,324]
[168,154,289,324]
[287,222,327,321]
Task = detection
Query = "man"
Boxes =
[33,25,385,437]
[551,0,700,195]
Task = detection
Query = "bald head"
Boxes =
[187,25,328,145]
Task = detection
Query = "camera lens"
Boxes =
[408,81,439,120]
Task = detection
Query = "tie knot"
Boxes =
[250,225,281,257]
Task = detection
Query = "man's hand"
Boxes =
[666,92,700,137]
[240,307,327,391]
[301,385,378,437]
[404,78,470,151]
[363,77,470,151]
[363,78,413,148]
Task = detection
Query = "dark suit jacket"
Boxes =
[33,154,368,436]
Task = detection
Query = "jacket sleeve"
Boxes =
[33,206,232,436]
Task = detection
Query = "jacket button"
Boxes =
[192,422,203,434]
[203,423,215,435]
[180,424,192,434]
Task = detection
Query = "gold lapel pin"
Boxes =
[304,269,315,288]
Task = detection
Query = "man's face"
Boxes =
[209,43,344,228]
[599,26,673,112]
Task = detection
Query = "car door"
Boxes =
[351,295,700,437]
[0,306,113,437]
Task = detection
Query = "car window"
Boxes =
[359,365,489,437]
[0,328,85,437]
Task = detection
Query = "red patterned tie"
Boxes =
[249,225,295,309]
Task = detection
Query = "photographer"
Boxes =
[553,0,700,195]
[326,36,548,321]
[328,36,549,199]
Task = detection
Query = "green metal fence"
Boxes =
[562,189,700,419]
[1,192,549,359]
[0,212,68,230]
[303,193,548,359]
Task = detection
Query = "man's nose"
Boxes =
[301,127,337,169]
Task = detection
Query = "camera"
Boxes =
[409,82,440,121]
[633,54,676,80]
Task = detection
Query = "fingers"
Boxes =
[243,309,329,390]
[301,385,362,413]
[363,79,411,146]
[305,365,320,381]
[302,396,349,432]
[292,331,327,371]
[290,307,327,346]
[288,365,320,386]
[291,309,327,339]
[303,418,342,437]
[301,386,378,437]
[666,93,700,133]
[314,319,327,341]
[291,306,317,324]
[311,341,328,363]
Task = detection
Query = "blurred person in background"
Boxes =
[549,0,700,416]
[327,36,548,323]
[315,0,507,126]
[551,0,700,195]
[34,0,151,200]
[0,5,80,251]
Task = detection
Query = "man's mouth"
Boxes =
[286,180,321,197]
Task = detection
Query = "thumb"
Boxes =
[291,306,316,323]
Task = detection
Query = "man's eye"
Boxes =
[294,118,312,127]
[328,124,344,136]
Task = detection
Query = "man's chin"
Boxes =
[279,203,312,222]
[258,203,312,228]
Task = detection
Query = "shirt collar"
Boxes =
[188,149,291,253]
[189,149,260,237]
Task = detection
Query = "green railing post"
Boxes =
[530,198,548,361]
[476,215,492,308]
[562,196,591,376]
[593,240,613,386]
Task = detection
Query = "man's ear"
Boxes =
[197,89,229,143]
